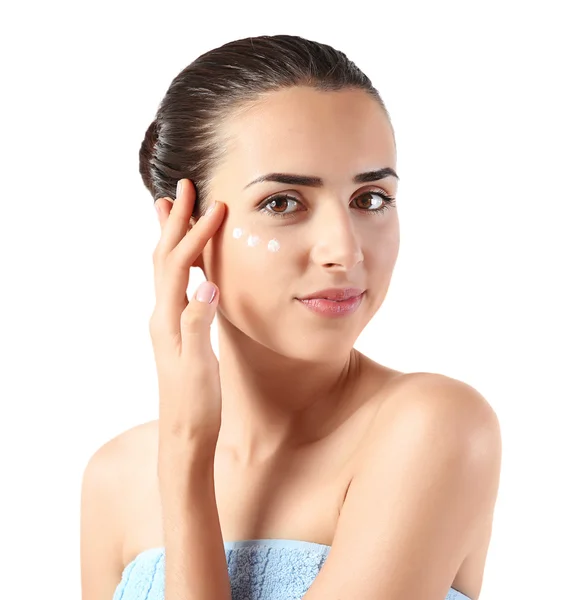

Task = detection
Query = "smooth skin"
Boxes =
[150,193,226,449]
[151,187,232,600]
[80,86,502,600]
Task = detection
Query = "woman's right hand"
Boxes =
[149,178,227,462]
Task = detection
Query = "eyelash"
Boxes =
[259,190,397,219]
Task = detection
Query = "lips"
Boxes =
[298,287,365,302]
[296,291,365,318]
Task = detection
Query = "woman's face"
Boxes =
[201,86,400,361]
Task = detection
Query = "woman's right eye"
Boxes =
[259,194,304,219]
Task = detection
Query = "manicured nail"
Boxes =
[176,179,182,198]
[195,281,216,304]
[204,202,217,217]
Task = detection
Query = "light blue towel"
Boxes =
[113,538,472,600]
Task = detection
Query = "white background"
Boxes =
[1,1,585,598]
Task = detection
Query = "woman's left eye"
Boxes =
[352,191,396,214]
[259,191,396,219]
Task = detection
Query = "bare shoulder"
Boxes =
[80,420,158,600]
[356,370,502,541]
[374,371,501,445]
[299,372,501,599]
[333,372,502,598]
[82,420,158,489]
[371,371,501,534]
[357,355,501,442]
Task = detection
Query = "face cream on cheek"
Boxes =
[232,226,280,253]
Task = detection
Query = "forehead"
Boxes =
[217,86,397,181]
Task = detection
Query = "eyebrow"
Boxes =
[243,167,399,190]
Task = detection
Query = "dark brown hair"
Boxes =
[139,34,390,218]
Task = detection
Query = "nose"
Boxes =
[309,204,364,272]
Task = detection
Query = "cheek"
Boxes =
[204,217,398,283]
[204,225,285,286]
[361,221,400,268]
[232,226,281,253]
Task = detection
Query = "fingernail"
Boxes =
[176,179,182,198]
[195,281,216,304]
[154,200,160,214]
[204,202,217,217]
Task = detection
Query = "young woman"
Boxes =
[80,34,501,600]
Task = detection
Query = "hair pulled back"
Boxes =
[139,34,388,218]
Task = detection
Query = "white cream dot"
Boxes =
[247,234,260,247]
[232,227,244,239]
[267,239,280,252]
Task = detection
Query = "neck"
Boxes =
[214,313,362,465]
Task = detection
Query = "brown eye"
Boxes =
[259,195,303,218]
[353,192,384,210]
[269,197,290,213]
[352,191,396,215]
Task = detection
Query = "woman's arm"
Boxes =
[301,374,502,600]
[150,182,231,599]
[158,447,231,600]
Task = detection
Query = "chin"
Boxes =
[278,333,361,363]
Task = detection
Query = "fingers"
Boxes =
[154,180,223,255]
[151,179,226,343]
[168,200,225,266]
[180,281,220,361]
[156,179,196,254]
[155,201,225,325]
